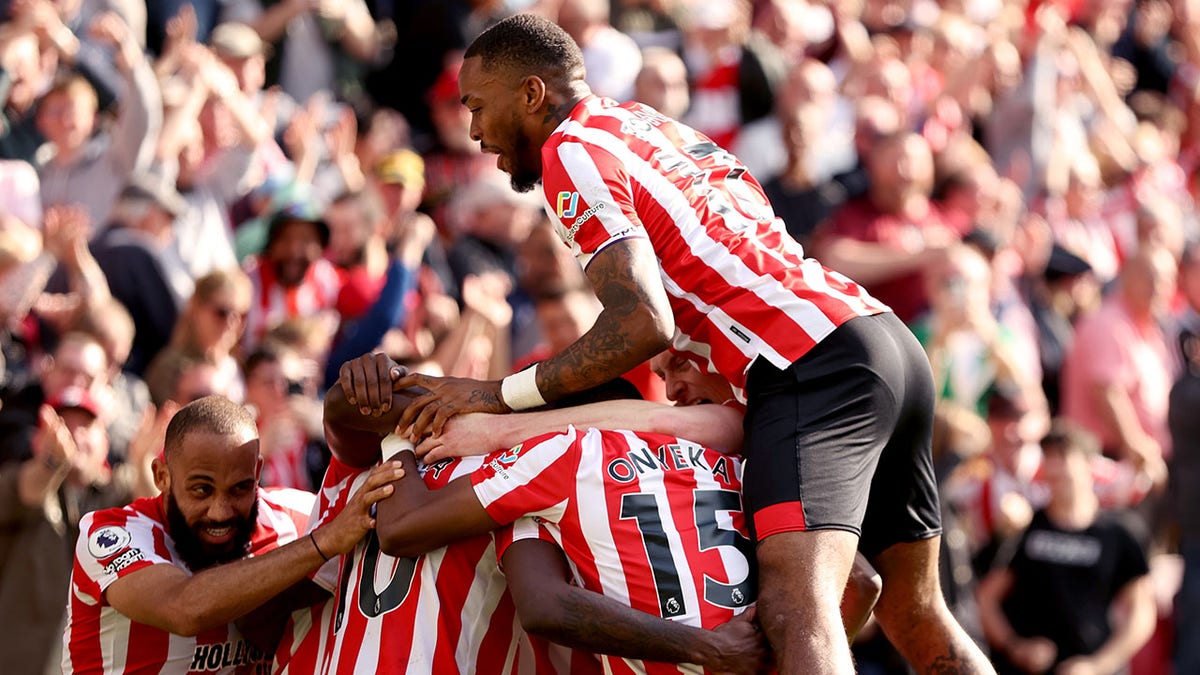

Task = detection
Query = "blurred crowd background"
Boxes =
[1,0,1199,673]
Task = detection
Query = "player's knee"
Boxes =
[846,554,882,610]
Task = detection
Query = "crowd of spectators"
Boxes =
[1,0,1199,673]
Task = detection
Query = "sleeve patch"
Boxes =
[88,526,133,560]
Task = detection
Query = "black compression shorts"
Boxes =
[741,311,942,559]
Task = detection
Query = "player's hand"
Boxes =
[415,413,501,462]
[338,352,405,417]
[1007,635,1057,673]
[701,607,771,675]
[312,461,402,555]
[393,373,507,440]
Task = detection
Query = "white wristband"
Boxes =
[501,366,546,411]
[381,434,415,461]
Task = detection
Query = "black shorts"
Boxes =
[741,311,942,559]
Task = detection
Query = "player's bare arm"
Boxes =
[416,400,744,462]
[102,463,399,636]
[505,538,770,674]
[374,448,499,558]
[392,237,674,438]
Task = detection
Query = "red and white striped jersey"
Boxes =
[313,456,522,675]
[271,483,341,675]
[541,96,889,398]
[63,488,315,675]
[473,427,755,675]
[242,254,343,351]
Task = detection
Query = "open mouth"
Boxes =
[201,524,236,545]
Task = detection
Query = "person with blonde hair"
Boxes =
[145,268,251,406]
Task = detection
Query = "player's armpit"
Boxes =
[375,451,499,558]
[504,539,769,673]
[536,237,674,402]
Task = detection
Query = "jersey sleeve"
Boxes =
[470,428,584,526]
[492,517,556,570]
[310,459,368,590]
[76,509,175,597]
[542,136,649,270]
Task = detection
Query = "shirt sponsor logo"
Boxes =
[103,548,144,575]
[563,202,607,245]
[189,640,268,672]
[556,191,580,219]
[88,526,132,559]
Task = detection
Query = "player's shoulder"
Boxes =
[258,486,318,528]
[81,495,163,537]
[260,486,317,512]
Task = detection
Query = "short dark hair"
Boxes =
[465,13,585,88]
[164,395,256,459]
[1040,419,1100,458]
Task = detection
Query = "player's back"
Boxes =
[475,426,756,674]
[542,97,887,394]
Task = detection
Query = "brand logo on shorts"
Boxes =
[88,526,132,559]
[556,191,579,219]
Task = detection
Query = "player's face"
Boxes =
[159,430,261,571]
[650,352,734,407]
[459,56,543,193]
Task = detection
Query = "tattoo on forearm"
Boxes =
[537,243,667,400]
[928,641,986,675]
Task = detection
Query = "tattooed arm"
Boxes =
[393,237,673,437]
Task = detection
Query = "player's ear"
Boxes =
[152,457,170,494]
[521,75,547,114]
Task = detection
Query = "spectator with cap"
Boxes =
[232,169,304,262]
[35,11,161,232]
[1019,238,1098,415]
[90,176,192,377]
[0,384,160,674]
[208,20,297,142]
[242,199,341,352]
[0,331,111,465]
